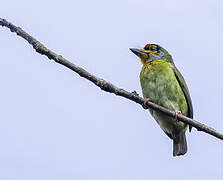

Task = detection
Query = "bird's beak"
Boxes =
[129,48,148,58]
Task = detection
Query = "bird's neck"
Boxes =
[142,59,166,67]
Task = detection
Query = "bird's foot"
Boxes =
[142,98,150,109]
[132,91,139,96]
[173,110,181,122]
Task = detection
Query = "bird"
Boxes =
[130,44,193,156]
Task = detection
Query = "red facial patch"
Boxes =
[144,44,152,50]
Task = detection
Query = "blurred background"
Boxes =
[1,0,223,179]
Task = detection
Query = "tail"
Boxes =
[173,132,187,156]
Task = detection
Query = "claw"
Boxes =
[142,98,150,109]
[189,126,192,132]
[132,91,139,96]
[173,110,181,122]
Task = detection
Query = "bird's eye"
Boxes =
[144,44,160,53]
[150,46,157,51]
[144,44,158,51]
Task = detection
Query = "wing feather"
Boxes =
[173,66,193,132]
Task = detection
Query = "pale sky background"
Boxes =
[1,0,223,179]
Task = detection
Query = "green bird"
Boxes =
[130,44,193,156]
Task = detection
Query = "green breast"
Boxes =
[140,60,188,134]
[140,60,187,115]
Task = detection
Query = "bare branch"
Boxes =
[1,18,222,140]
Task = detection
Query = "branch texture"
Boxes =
[1,18,223,140]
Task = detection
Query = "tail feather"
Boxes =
[173,133,187,156]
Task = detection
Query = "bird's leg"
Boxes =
[173,110,182,122]
[142,98,150,109]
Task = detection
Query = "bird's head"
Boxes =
[130,44,173,65]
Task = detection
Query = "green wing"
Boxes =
[173,66,193,132]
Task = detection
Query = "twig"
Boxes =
[1,18,222,140]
